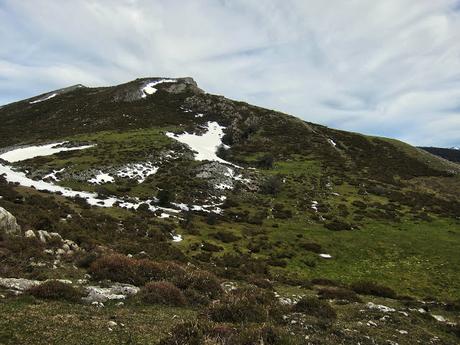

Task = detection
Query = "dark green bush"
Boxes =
[324,220,352,231]
[211,230,240,243]
[299,241,322,253]
[351,281,397,299]
[318,287,362,302]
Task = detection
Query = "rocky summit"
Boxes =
[0,77,459,345]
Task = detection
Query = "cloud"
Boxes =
[0,0,459,147]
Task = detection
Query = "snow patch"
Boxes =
[328,138,337,147]
[141,79,176,98]
[172,234,183,242]
[43,168,65,182]
[30,93,57,104]
[319,253,332,259]
[116,162,159,183]
[0,142,94,163]
[166,121,239,167]
[311,201,319,212]
[89,172,115,185]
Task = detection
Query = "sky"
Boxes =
[1,0,460,147]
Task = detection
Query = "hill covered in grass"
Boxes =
[0,77,459,344]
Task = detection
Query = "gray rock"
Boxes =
[82,283,140,303]
[37,230,51,243]
[0,207,21,237]
[24,229,36,239]
[0,277,40,291]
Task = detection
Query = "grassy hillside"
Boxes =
[0,78,459,344]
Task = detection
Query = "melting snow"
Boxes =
[141,79,176,98]
[166,121,238,166]
[0,142,94,163]
[43,168,65,182]
[89,172,115,184]
[29,93,57,104]
[319,253,332,259]
[328,139,337,147]
[0,141,224,218]
[195,113,204,118]
[172,234,183,242]
[116,162,158,182]
[311,201,319,212]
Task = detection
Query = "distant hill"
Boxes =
[419,146,460,163]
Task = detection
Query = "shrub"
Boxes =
[351,281,397,299]
[257,154,274,169]
[211,230,240,243]
[318,287,362,302]
[248,276,274,290]
[89,254,138,284]
[159,321,209,345]
[299,242,322,253]
[324,220,352,231]
[173,269,222,299]
[140,281,186,306]
[27,281,84,302]
[293,297,337,320]
[89,254,188,285]
[272,204,292,219]
[157,189,174,206]
[75,251,98,268]
[184,288,211,306]
[227,325,303,345]
[310,278,341,287]
[201,241,223,252]
[207,287,279,323]
[261,175,282,195]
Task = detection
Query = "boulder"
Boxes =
[0,207,21,237]
[24,230,36,239]
[82,283,140,303]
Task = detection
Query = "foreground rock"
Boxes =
[0,207,21,237]
[0,277,140,303]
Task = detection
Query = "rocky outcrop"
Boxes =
[0,207,21,237]
[0,277,41,291]
[82,283,140,303]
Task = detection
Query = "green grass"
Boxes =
[0,296,196,345]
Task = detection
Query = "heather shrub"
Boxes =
[140,281,186,306]
[207,287,279,323]
[183,288,211,306]
[159,321,209,345]
[293,297,337,320]
[318,287,362,302]
[351,281,397,299]
[173,269,222,299]
[211,230,240,243]
[27,281,84,302]
[89,254,139,284]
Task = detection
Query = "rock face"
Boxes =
[0,207,21,237]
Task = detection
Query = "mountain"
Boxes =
[419,146,460,164]
[0,78,459,345]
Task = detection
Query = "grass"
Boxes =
[0,296,196,345]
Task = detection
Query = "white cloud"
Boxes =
[0,0,459,147]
